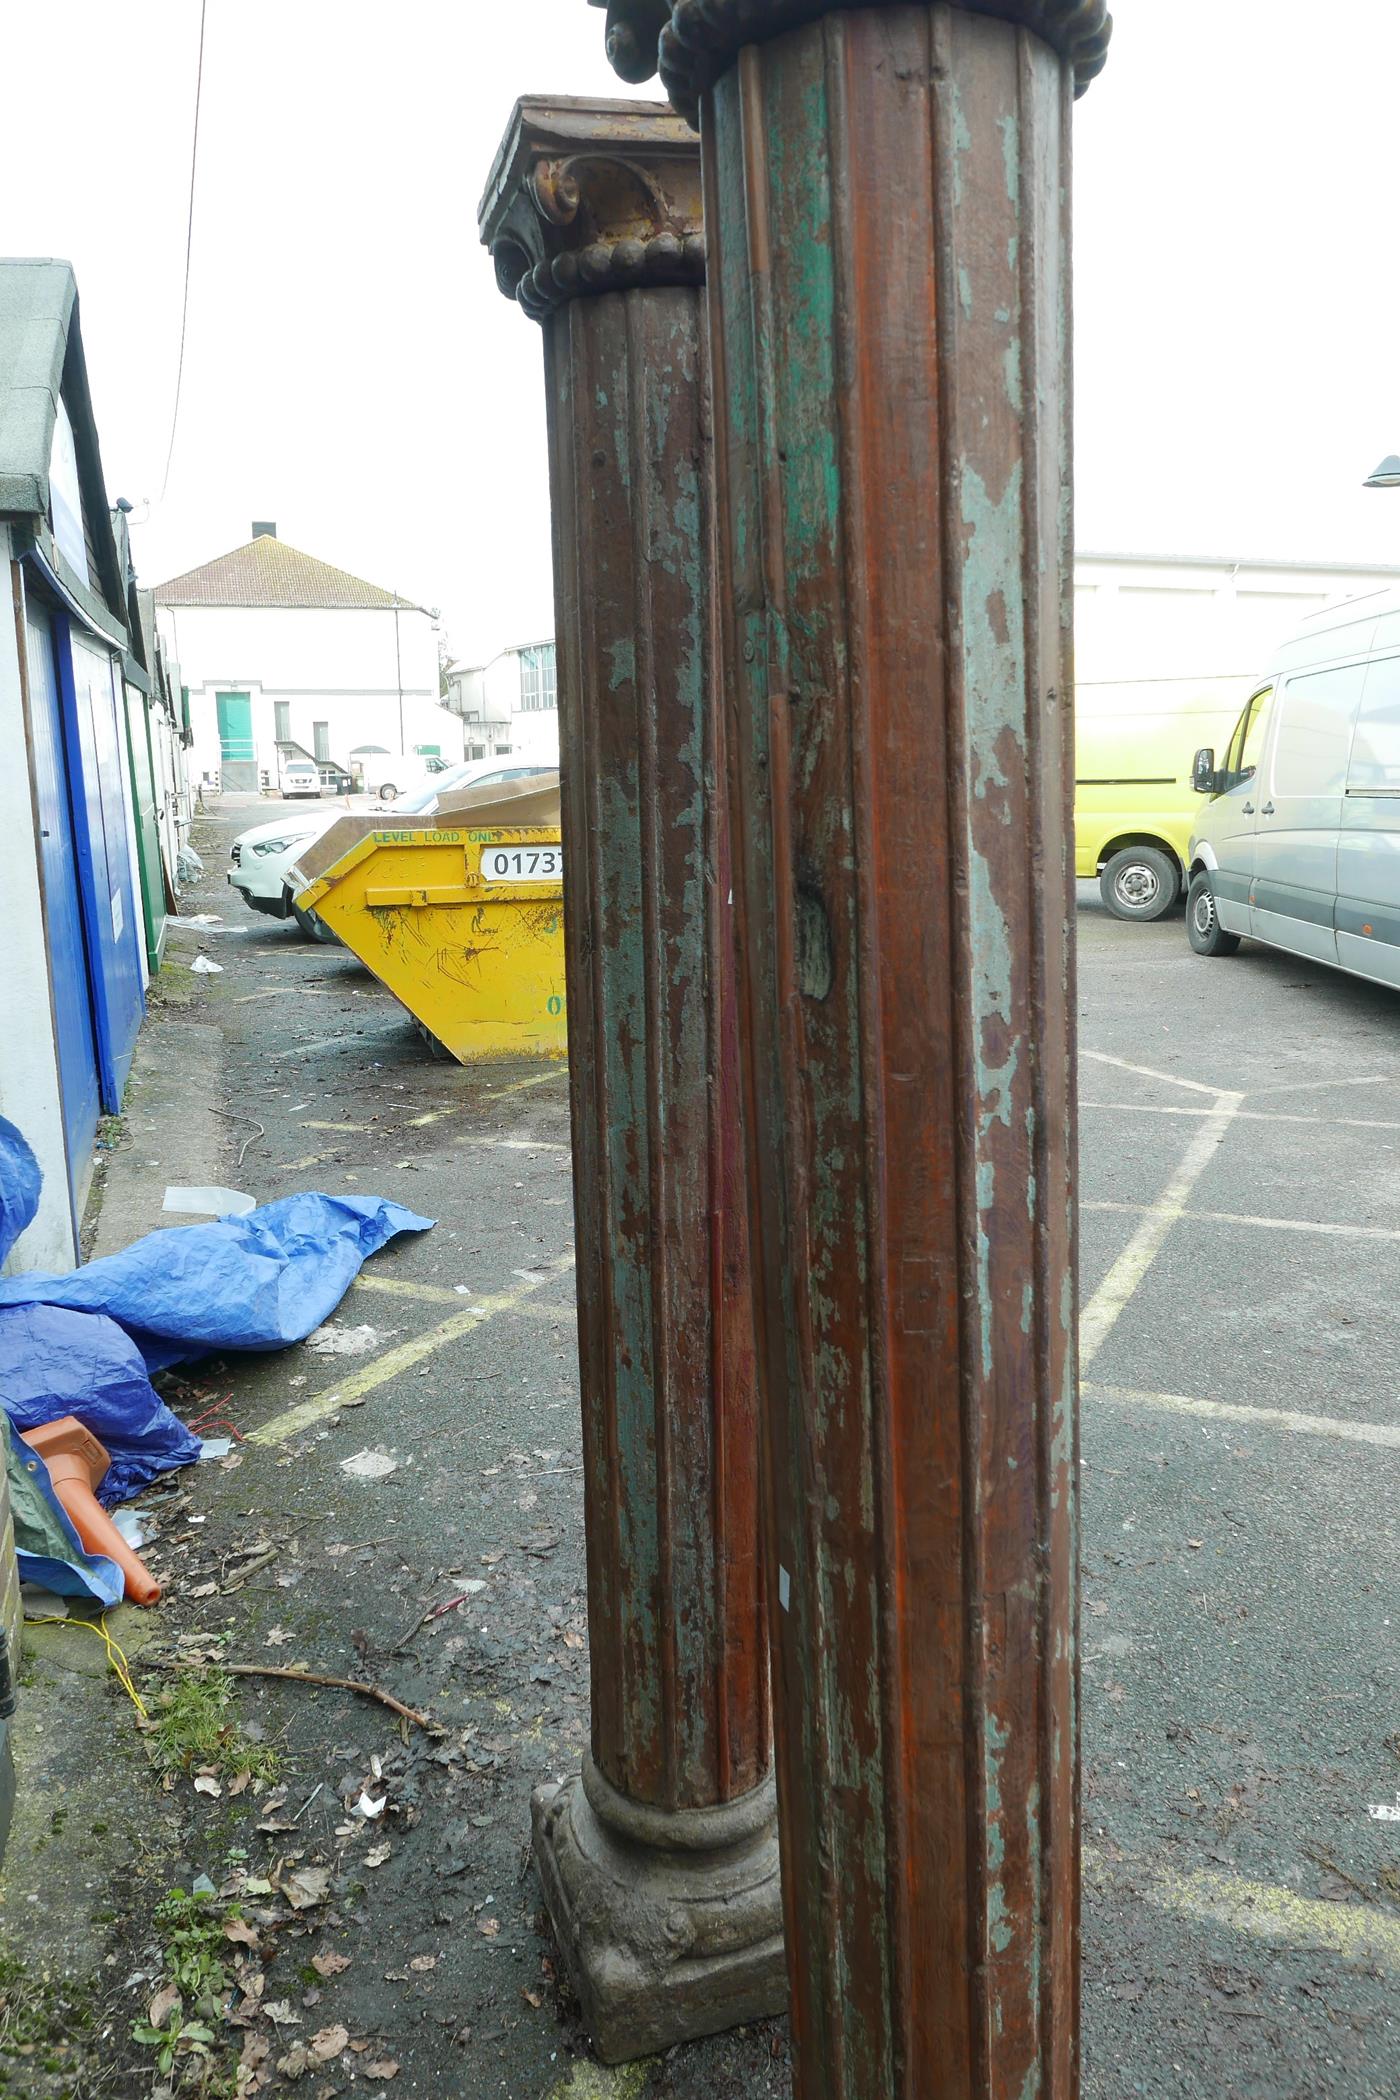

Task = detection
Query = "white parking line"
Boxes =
[1079,1092,1244,1369]
[1082,1051,1223,1097]
[1082,1100,1400,1134]
[1086,1381,1400,1452]
[1083,1200,1400,1245]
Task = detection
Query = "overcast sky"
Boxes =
[6,0,1400,668]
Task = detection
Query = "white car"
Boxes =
[355,752,451,803]
[226,761,554,933]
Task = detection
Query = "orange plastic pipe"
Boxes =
[20,1417,162,1607]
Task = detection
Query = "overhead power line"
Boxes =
[161,0,209,500]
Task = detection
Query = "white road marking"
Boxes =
[1083,1200,1400,1245]
[1082,1051,1223,1097]
[1086,1381,1400,1452]
[1082,1100,1400,1134]
[1079,1092,1243,1369]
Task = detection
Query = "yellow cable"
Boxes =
[26,1612,149,1719]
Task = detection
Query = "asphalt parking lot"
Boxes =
[7,810,1400,2100]
[1076,882,1400,2098]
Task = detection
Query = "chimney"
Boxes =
[252,520,277,539]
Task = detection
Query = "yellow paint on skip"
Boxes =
[1136,1862,1400,1975]
[1079,1092,1243,1368]
[248,1251,576,1446]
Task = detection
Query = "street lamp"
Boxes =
[1364,455,1400,488]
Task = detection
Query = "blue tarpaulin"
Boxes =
[0,1116,433,1506]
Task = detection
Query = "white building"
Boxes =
[155,527,463,793]
[444,639,559,766]
[1075,551,1400,719]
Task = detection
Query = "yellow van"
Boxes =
[1075,684,1246,919]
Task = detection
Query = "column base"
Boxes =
[531,1756,787,2064]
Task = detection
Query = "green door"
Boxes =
[124,685,167,970]
[216,689,256,788]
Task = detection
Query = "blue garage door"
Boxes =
[24,603,101,1205]
[59,622,146,1105]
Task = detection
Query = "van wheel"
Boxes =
[293,902,340,945]
[1186,872,1241,957]
[1100,846,1179,921]
[378,783,398,804]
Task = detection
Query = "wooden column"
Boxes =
[594,3,1109,2094]
[480,98,784,2065]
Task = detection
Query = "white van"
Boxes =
[1186,586,1400,988]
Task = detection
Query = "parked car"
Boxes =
[355,752,452,803]
[280,759,324,799]
[1187,584,1400,988]
[226,760,555,932]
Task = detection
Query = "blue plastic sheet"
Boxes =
[0,1119,433,1505]
[0,1190,435,1372]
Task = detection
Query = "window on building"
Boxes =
[468,744,485,761]
[313,721,330,762]
[519,643,557,713]
[275,702,291,743]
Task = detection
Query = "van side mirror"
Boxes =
[1192,746,1217,795]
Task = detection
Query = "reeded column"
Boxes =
[594,4,1110,2095]
[480,99,784,2063]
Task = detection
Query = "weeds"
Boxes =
[144,1669,281,1784]
[129,1889,242,2096]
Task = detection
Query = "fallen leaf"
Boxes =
[149,1983,181,2030]
[365,1842,392,1869]
[311,1950,352,1979]
[522,1987,542,2008]
[189,1581,218,1598]
[311,2024,350,2061]
[409,1954,437,1972]
[476,1916,500,1938]
[224,1919,261,1950]
[280,1866,332,1910]
[266,1626,295,1647]
[364,2062,400,2082]
[263,1998,301,2027]
[193,1775,222,1798]
[228,1769,252,1796]
[1187,1540,1204,1551]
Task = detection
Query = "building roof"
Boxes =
[0,257,78,516]
[155,535,421,611]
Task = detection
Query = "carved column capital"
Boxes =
[479,96,704,322]
[591,0,1112,118]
